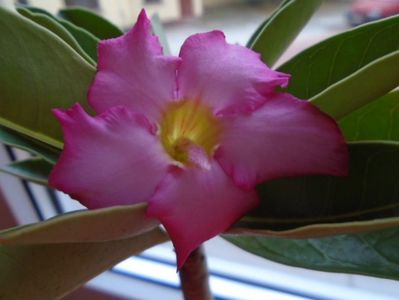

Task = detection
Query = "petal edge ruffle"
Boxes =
[147,161,259,268]
[216,93,349,189]
[88,10,180,122]
[177,31,289,114]
[49,104,171,209]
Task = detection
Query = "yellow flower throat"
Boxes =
[160,100,221,165]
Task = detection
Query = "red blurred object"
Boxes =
[348,0,399,26]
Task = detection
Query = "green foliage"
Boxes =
[340,91,399,142]
[1,0,399,285]
[246,0,291,47]
[279,15,399,119]
[311,51,399,119]
[279,15,399,99]
[0,228,167,300]
[59,7,123,39]
[0,203,166,299]
[230,142,399,278]
[0,126,59,163]
[22,5,99,62]
[56,16,99,62]
[249,0,322,66]
[0,7,95,149]
[226,226,399,280]
[0,158,52,185]
[0,203,159,244]
[234,142,399,235]
[17,7,95,65]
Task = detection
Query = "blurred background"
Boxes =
[1,0,399,299]
[9,0,399,60]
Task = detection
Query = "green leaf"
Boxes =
[17,7,95,65]
[0,158,52,185]
[0,7,95,148]
[0,203,159,244]
[225,226,399,280]
[249,0,322,66]
[246,0,292,47]
[279,15,399,99]
[151,13,171,55]
[0,202,167,298]
[340,91,399,142]
[59,7,123,40]
[22,5,99,62]
[232,142,399,237]
[0,126,59,163]
[17,5,53,17]
[54,15,99,62]
[0,228,167,300]
[311,51,399,119]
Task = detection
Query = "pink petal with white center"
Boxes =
[216,93,348,189]
[88,10,180,122]
[147,161,259,268]
[49,104,171,209]
[177,31,289,114]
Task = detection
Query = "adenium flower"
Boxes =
[49,10,348,268]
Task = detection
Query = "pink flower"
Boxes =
[49,10,348,268]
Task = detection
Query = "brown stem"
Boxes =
[179,246,213,300]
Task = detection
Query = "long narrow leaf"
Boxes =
[0,203,159,244]
[234,142,399,236]
[0,126,59,163]
[250,0,322,66]
[279,15,399,99]
[246,0,292,47]
[226,226,399,280]
[0,157,52,185]
[0,7,95,148]
[0,228,167,300]
[56,17,99,62]
[59,7,123,39]
[339,91,399,142]
[17,7,95,65]
[311,51,399,119]
[22,5,99,62]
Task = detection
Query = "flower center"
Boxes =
[160,100,221,165]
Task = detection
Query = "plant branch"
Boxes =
[179,246,213,300]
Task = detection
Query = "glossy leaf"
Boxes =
[17,7,95,65]
[0,203,159,244]
[55,15,99,62]
[249,0,322,66]
[59,7,123,40]
[246,0,292,47]
[279,15,399,99]
[0,228,167,300]
[233,142,399,236]
[22,5,99,62]
[0,158,52,185]
[340,91,399,142]
[0,7,95,148]
[18,5,53,17]
[311,51,399,119]
[0,126,59,163]
[226,227,399,280]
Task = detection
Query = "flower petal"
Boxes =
[49,104,171,209]
[88,10,180,121]
[216,93,349,189]
[177,31,289,114]
[147,161,258,268]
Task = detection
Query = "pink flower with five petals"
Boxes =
[49,10,348,268]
